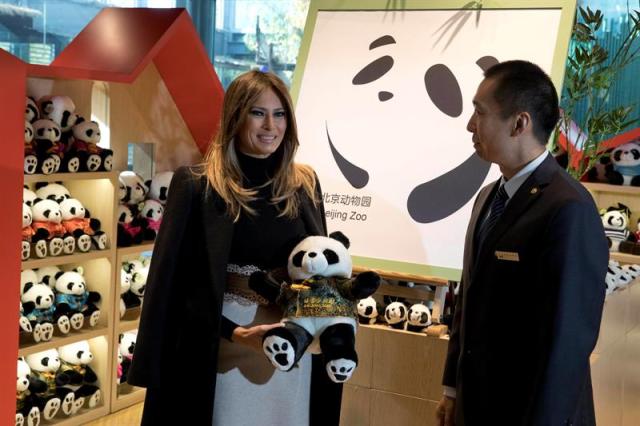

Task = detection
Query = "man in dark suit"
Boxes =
[435,60,608,426]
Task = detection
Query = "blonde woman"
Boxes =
[129,71,341,425]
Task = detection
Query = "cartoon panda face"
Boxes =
[407,303,432,327]
[288,233,352,280]
[59,198,87,221]
[21,283,55,309]
[58,341,93,365]
[55,271,86,295]
[39,95,78,131]
[357,296,378,318]
[612,142,640,167]
[601,209,629,231]
[25,120,34,143]
[22,203,32,228]
[149,171,174,204]
[17,358,31,392]
[141,199,164,221]
[119,171,149,205]
[36,265,63,289]
[294,7,563,270]
[119,332,137,357]
[35,182,71,204]
[384,302,407,325]
[32,119,61,142]
[31,198,63,224]
[26,349,61,373]
[72,119,101,143]
[25,96,39,123]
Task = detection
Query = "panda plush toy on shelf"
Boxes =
[25,96,39,124]
[384,301,408,330]
[146,171,174,205]
[606,141,640,186]
[54,268,101,332]
[38,95,81,173]
[24,120,38,175]
[116,204,144,247]
[16,357,41,426]
[140,199,164,241]
[31,198,74,257]
[405,303,432,333]
[356,296,382,325]
[59,198,108,252]
[118,332,137,384]
[249,232,381,383]
[20,271,55,342]
[57,341,102,412]
[600,203,636,252]
[22,202,34,261]
[119,171,149,214]
[31,119,62,175]
[121,259,148,310]
[34,182,71,205]
[71,118,113,172]
[24,350,63,421]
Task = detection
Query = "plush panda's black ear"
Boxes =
[34,182,48,190]
[145,180,152,189]
[75,116,86,125]
[23,282,33,294]
[55,271,64,279]
[329,231,350,249]
[119,333,123,343]
[41,101,53,114]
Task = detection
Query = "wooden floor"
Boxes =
[85,403,143,425]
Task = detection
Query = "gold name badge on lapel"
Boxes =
[495,250,520,262]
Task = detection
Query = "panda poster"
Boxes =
[292,0,576,280]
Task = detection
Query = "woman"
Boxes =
[128,70,341,425]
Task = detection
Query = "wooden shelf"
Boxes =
[610,252,640,264]
[22,249,113,269]
[116,242,154,258]
[353,265,448,287]
[375,282,434,301]
[583,182,640,195]
[23,171,118,184]
[112,387,146,412]
[18,326,108,357]
[51,405,109,426]
[118,319,140,334]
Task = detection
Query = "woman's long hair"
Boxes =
[203,70,318,221]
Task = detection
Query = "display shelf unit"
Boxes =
[3,7,224,424]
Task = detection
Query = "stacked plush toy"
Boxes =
[117,332,137,386]
[117,171,173,246]
[120,257,149,317]
[600,203,640,254]
[356,293,434,334]
[21,183,107,260]
[22,341,101,421]
[20,267,101,343]
[23,95,113,175]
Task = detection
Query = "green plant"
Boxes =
[554,6,640,179]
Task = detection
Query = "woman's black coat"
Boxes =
[128,165,341,425]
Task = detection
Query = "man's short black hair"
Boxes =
[484,60,560,144]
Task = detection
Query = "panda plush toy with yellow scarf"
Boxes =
[249,232,380,383]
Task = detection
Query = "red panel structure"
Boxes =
[45,7,224,155]
[0,49,26,426]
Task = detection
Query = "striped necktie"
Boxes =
[476,184,509,248]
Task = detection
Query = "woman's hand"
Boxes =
[231,322,285,352]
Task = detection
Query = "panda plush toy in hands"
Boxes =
[249,231,381,383]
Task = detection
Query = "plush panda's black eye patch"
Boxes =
[86,129,93,137]
[323,249,339,265]
[37,128,45,137]
[42,357,49,366]
[77,351,83,359]
[67,282,74,290]
[118,212,127,222]
[399,305,406,316]
[292,251,306,267]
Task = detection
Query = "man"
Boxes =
[436,60,608,426]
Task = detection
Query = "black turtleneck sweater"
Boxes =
[221,151,306,339]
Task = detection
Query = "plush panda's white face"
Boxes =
[612,142,640,167]
[32,119,61,142]
[407,303,432,327]
[149,171,174,204]
[72,120,101,143]
[602,209,629,231]
[36,266,63,289]
[59,341,93,365]
[35,183,71,205]
[39,95,78,131]
[26,349,60,373]
[288,235,352,281]
[117,204,134,224]
[25,120,34,143]
[22,203,32,228]
[20,269,38,296]
[55,271,86,295]
[23,187,37,207]
[31,199,62,224]
[119,332,137,357]
[26,97,38,123]
[384,302,407,325]
[357,296,378,318]
[120,270,132,294]
[17,358,31,392]
[21,283,55,309]
[141,199,164,221]
[59,198,86,221]
[119,172,148,205]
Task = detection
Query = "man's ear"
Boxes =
[512,112,531,136]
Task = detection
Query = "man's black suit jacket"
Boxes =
[443,154,608,425]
